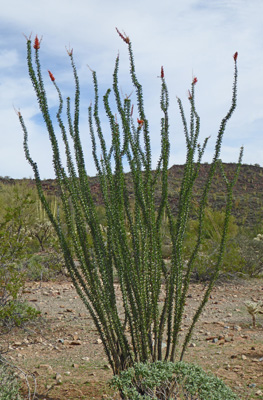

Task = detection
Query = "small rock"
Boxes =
[189,342,196,347]
[13,342,22,347]
[82,357,90,362]
[241,355,247,360]
[55,373,62,383]
[255,390,263,396]
[234,325,242,331]
[69,340,81,346]
[96,338,102,344]
[73,333,79,340]
[72,363,79,368]
[241,334,249,339]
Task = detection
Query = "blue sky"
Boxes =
[0,0,262,178]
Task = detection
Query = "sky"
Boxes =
[0,0,262,179]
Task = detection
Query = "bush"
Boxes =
[0,300,40,327]
[184,208,243,281]
[24,251,65,281]
[110,361,240,400]
[0,361,22,400]
[235,233,263,277]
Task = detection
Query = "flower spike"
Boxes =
[161,66,164,79]
[116,27,130,44]
[233,51,238,61]
[192,77,198,85]
[33,35,41,50]
[48,70,55,82]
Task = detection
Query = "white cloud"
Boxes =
[0,0,262,178]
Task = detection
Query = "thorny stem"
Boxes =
[19,33,242,378]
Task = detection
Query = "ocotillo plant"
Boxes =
[18,30,243,375]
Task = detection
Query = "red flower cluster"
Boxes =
[192,77,198,85]
[161,66,164,79]
[33,35,40,50]
[48,70,55,82]
[116,27,130,44]
[233,51,238,61]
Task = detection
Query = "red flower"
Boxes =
[48,70,55,82]
[137,118,144,127]
[192,77,198,85]
[233,51,238,61]
[188,90,192,100]
[116,27,130,44]
[161,66,164,79]
[33,35,40,50]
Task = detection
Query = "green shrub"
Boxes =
[0,362,22,400]
[235,233,263,277]
[0,300,40,327]
[184,208,243,281]
[110,361,240,400]
[24,251,65,281]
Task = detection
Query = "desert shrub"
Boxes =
[0,361,22,400]
[184,208,243,281]
[24,251,65,281]
[0,300,40,328]
[110,361,240,400]
[0,185,42,327]
[235,233,263,277]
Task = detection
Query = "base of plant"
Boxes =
[110,361,240,400]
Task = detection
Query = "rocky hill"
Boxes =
[1,163,262,228]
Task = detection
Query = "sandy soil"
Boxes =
[1,278,263,400]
